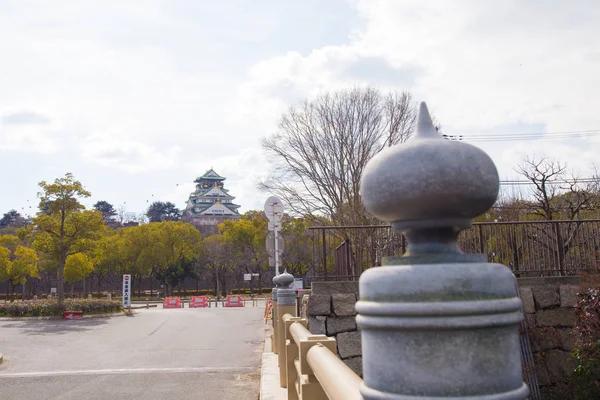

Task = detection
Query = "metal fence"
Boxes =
[308,220,600,281]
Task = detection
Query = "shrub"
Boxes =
[0,299,123,317]
[572,288,600,400]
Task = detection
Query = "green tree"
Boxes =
[64,253,94,285]
[0,234,39,301]
[281,215,314,276]
[219,215,268,293]
[146,201,181,223]
[32,173,104,304]
[153,221,203,295]
[0,210,28,229]
[203,234,235,297]
[93,201,118,222]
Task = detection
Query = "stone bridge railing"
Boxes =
[269,103,529,400]
[272,271,362,399]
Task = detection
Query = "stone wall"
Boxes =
[518,277,592,397]
[302,277,600,390]
[303,281,363,376]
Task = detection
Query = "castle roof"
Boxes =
[189,200,240,216]
[194,168,225,182]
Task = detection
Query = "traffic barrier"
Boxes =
[224,295,245,307]
[163,297,183,308]
[189,296,210,308]
[265,298,273,323]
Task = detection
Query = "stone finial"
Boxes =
[273,275,280,286]
[360,102,499,235]
[276,270,296,306]
[278,270,294,287]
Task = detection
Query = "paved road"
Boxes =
[0,306,266,400]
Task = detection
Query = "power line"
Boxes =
[443,129,600,142]
[499,178,599,186]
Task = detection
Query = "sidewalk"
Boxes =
[260,325,286,400]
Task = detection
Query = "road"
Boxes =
[0,306,266,400]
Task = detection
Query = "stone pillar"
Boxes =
[272,275,280,354]
[357,103,529,399]
[276,271,296,388]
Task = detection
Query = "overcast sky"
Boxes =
[1,0,599,218]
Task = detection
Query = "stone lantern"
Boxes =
[357,103,529,399]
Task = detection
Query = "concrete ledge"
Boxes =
[260,326,286,400]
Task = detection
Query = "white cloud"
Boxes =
[2,1,600,216]
[81,130,182,173]
[236,0,600,181]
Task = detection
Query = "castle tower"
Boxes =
[182,169,241,235]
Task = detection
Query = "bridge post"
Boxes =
[276,271,296,388]
[357,103,529,399]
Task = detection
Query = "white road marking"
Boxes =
[0,366,255,378]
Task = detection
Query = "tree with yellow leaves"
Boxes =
[32,173,104,304]
[0,234,39,301]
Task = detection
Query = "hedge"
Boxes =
[0,299,123,317]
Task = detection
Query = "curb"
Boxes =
[259,325,286,400]
[0,311,135,321]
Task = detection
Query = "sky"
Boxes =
[1,0,599,219]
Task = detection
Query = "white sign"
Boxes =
[264,196,284,222]
[290,278,304,290]
[244,273,252,281]
[122,274,131,308]
[50,287,57,294]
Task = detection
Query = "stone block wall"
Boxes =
[303,281,363,376]
[518,279,581,396]
[302,277,598,390]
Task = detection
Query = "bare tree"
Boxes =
[515,156,600,273]
[515,156,568,220]
[260,87,417,226]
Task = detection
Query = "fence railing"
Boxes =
[309,219,600,280]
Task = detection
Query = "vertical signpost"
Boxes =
[264,196,284,276]
[122,274,131,309]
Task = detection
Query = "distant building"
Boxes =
[182,168,241,235]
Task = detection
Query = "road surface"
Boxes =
[0,306,265,400]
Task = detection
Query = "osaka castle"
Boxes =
[182,169,241,234]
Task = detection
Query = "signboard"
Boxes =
[50,287,57,298]
[264,196,284,222]
[244,273,252,281]
[266,232,285,256]
[290,278,304,290]
[63,311,83,320]
[122,274,131,308]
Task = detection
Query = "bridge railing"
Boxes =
[281,312,362,400]
[272,271,362,400]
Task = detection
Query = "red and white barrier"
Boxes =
[224,295,245,307]
[189,296,210,308]
[164,297,183,308]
